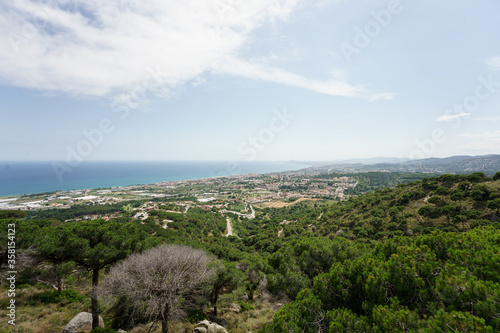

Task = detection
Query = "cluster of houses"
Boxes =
[1,172,361,216]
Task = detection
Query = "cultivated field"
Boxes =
[254,198,317,209]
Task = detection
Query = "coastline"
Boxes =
[0,161,311,198]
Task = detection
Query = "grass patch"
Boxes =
[0,285,88,333]
[28,289,85,305]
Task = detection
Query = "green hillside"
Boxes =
[263,228,500,332]
[247,172,500,245]
[317,172,500,239]
[1,172,499,332]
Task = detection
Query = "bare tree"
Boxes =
[100,244,216,333]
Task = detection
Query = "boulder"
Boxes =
[117,330,128,333]
[227,303,241,313]
[208,323,227,333]
[196,320,210,328]
[62,312,104,333]
[194,321,227,333]
[193,327,207,333]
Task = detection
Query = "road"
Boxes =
[221,203,255,219]
[225,216,233,237]
[222,202,255,237]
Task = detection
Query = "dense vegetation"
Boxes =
[320,172,438,195]
[27,195,197,221]
[263,229,500,332]
[1,172,499,332]
[243,172,500,245]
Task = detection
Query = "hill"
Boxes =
[312,154,500,175]
[1,171,499,332]
[256,172,500,332]
[316,172,500,239]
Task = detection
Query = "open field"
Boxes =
[254,198,318,209]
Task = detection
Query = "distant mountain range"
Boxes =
[302,154,500,175]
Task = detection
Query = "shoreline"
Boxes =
[0,162,311,199]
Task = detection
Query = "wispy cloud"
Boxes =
[470,116,500,122]
[487,56,500,70]
[0,0,391,102]
[214,58,394,100]
[458,131,500,139]
[314,0,345,7]
[0,0,296,96]
[437,113,472,122]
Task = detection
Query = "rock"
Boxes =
[196,320,210,328]
[62,312,104,333]
[236,262,247,271]
[193,327,207,333]
[270,302,284,310]
[194,321,227,333]
[258,277,272,301]
[227,302,241,313]
[211,323,228,333]
[130,323,158,333]
[208,323,220,332]
[117,330,128,333]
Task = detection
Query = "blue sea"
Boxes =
[0,161,308,197]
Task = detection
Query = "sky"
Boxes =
[0,0,499,162]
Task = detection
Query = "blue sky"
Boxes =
[1,0,499,162]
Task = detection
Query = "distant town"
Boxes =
[0,171,358,221]
[3,154,499,221]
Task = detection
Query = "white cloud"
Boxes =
[470,117,500,122]
[314,0,345,7]
[214,58,394,100]
[487,56,500,70]
[458,131,500,139]
[437,113,472,122]
[0,0,298,96]
[0,0,391,102]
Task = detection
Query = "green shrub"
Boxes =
[240,302,254,312]
[32,290,61,303]
[29,289,84,304]
[187,309,207,323]
[60,289,85,302]
[428,196,441,205]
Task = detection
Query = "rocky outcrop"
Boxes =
[227,302,241,313]
[62,312,104,333]
[193,320,228,333]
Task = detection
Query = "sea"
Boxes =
[0,161,309,197]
